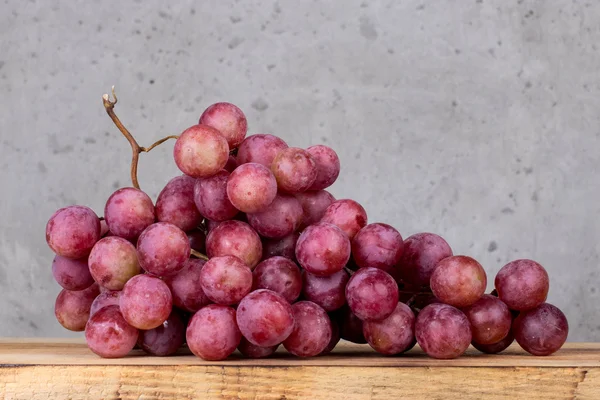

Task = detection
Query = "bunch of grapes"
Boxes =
[46,93,568,360]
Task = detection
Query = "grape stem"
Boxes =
[102,86,179,189]
[190,249,209,261]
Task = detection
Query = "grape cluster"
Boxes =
[46,99,568,360]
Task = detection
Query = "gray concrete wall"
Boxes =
[0,0,598,341]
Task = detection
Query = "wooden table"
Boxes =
[0,339,598,399]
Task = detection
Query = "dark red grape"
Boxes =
[430,255,487,308]
[513,303,568,356]
[253,256,302,303]
[321,199,367,239]
[237,337,278,358]
[90,290,121,317]
[294,190,335,229]
[472,331,514,354]
[198,102,248,148]
[164,259,211,312]
[55,283,100,331]
[296,222,350,276]
[46,206,101,258]
[247,193,303,238]
[306,145,340,190]
[120,274,172,330]
[194,170,239,221]
[352,223,404,272]
[345,268,399,321]
[156,175,202,232]
[271,147,318,192]
[104,188,155,241]
[320,318,340,355]
[227,162,278,213]
[206,220,262,269]
[85,305,138,358]
[363,302,415,355]
[200,255,252,305]
[283,301,332,357]
[236,289,295,347]
[173,124,229,178]
[237,134,288,167]
[52,255,94,291]
[335,306,367,344]
[261,232,299,261]
[187,229,206,253]
[302,269,349,311]
[224,155,238,172]
[138,310,185,356]
[137,222,190,277]
[186,304,241,360]
[88,236,141,290]
[462,294,512,344]
[495,259,549,311]
[415,303,472,359]
[397,233,453,288]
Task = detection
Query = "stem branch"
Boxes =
[190,249,209,261]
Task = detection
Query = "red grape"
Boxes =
[295,222,350,276]
[52,255,94,291]
[155,175,202,232]
[271,147,318,192]
[100,219,109,237]
[187,229,206,253]
[247,193,303,238]
[237,337,278,358]
[415,303,472,359]
[363,302,415,355]
[120,274,172,330]
[261,232,299,261]
[227,163,278,213]
[85,305,138,358]
[173,124,229,178]
[164,259,211,312]
[294,190,335,229]
[283,301,332,357]
[88,237,141,290]
[236,289,295,347]
[321,199,367,239]
[194,170,239,221]
[302,269,349,311]
[224,155,238,172]
[513,303,568,356]
[253,256,302,303]
[462,294,512,345]
[495,259,549,311]
[55,283,100,331]
[200,255,252,305]
[46,206,101,258]
[306,145,340,190]
[345,267,399,321]
[320,318,340,355]
[104,188,155,241]
[336,306,367,344]
[430,255,487,308]
[397,233,453,288]
[472,331,514,354]
[138,310,186,356]
[198,102,248,148]
[206,220,262,269]
[237,134,288,167]
[137,222,190,277]
[90,290,121,317]
[351,223,404,272]
[186,304,241,360]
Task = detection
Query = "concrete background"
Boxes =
[0,0,598,341]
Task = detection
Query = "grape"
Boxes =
[302,269,349,311]
[345,268,399,321]
[186,304,241,360]
[363,302,415,355]
[320,318,340,355]
[52,255,94,291]
[227,163,278,213]
[247,193,303,238]
[295,222,350,276]
[90,290,121,317]
[253,256,302,303]
[351,223,404,271]
[294,190,335,229]
[85,305,138,358]
[335,305,367,344]
[155,175,202,232]
[271,147,318,192]
[494,259,549,311]
[397,233,453,288]
[137,222,190,277]
[472,331,514,354]
[200,255,252,305]
[430,255,487,308]
[237,134,288,167]
[462,294,512,345]
[513,303,568,356]
[46,206,101,258]
[415,303,472,359]
[54,283,100,331]
[237,337,279,358]
[283,301,332,357]
[224,155,238,172]
[187,229,206,253]
[104,187,155,241]
[261,232,299,261]
[120,274,172,330]
[236,289,295,347]
[321,199,367,239]
[198,102,248,148]
[206,220,262,269]
[164,259,211,312]
[205,219,221,233]
[194,170,239,221]
[173,124,229,178]
[306,145,340,190]
[100,219,110,237]
[88,237,141,290]
[138,310,185,356]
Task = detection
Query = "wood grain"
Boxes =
[0,340,599,399]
